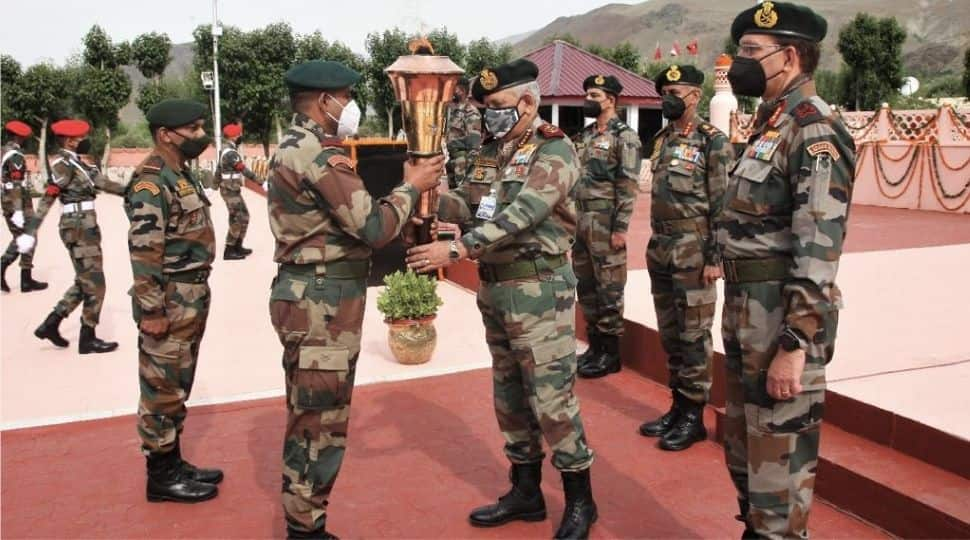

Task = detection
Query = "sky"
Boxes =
[2,0,640,66]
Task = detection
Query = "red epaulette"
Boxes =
[537,124,565,139]
[793,101,825,126]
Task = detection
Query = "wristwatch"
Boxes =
[448,240,461,260]
[779,331,801,352]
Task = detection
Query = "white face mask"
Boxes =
[324,94,361,138]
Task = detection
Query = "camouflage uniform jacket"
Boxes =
[439,117,579,264]
[29,149,127,232]
[575,116,641,233]
[268,113,420,264]
[217,140,257,187]
[125,153,216,314]
[718,80,856,349]
[445,101,483,158]
[1,141,28,216]
[649,114,732,265]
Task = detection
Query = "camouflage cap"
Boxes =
[285,60,361,92]
[654,64,704,90]
[146,99,207,128]
[583,74,623,96]
[731,1,827,44]
[471,59,539,101]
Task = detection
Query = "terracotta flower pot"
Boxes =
[386,315,437,365]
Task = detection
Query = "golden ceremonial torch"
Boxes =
[385,37,464,245]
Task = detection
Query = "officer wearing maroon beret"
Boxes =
[2,120,48,292]
[31,118,127,353]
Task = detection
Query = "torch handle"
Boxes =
[417,213,437,245]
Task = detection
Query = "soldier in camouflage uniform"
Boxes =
[572,74,641,379]
[267,61,443,539]
[216,122,257,260]
[408,59,598,540]
[126,99,224,504]
[445,76,483,188]
[1,120,48,293]
[721,4,855,537]
[637,65,733,452]
[28,119,125,354]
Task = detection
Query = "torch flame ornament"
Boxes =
[385,38,464,244]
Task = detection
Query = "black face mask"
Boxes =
[727,48,786,97]
[661,94,687,120]
[172,131,211,159]
[582,99,602,118]
[76,139,92,155]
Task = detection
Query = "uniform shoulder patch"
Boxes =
[138,155,164,175]
[327,154,355,170]
[793,101,825,126]
[806,141,841,161]
[132,180,161,196]
[537,124,565,139]
[698,122,723,137]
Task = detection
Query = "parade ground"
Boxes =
[2,185,968,538]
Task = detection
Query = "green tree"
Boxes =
[6,63,73,166]
[426,27,465,67]
[723,36,738,56]
[365,28,410,137]
[131,32,172,81]
[82,25,129,69]
[294,31,370,112]
[604,41,641,73]
[544,33,581,47]
[815,69,845,106]
[963,48,970,98]
[76,25,132,163]
[1,55,23,128]
[465,38,513,75]
[837,14,906,110]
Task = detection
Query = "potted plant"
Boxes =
[376,269,443,365]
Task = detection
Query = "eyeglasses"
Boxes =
[737,43,784,58]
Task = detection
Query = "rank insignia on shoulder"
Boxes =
[175,178,196,197]
[794,102,824,126]
[698,123,720,137]
[327,154,355,170]
[132,181,161,196]
[650,138,664,161]
[537,124,565,138]
[806,141,840,161]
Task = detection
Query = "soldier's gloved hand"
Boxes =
[139,312,170,339]
[11,210,25,228]
[16,234,35,253]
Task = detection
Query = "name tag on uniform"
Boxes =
[594,140,611,151]
[749,130,782,162]
[672,144,701,164]
[476,192,498,220]
[176,178,196,197]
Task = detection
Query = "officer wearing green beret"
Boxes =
[573,73,641,379]
[636,65,733,452]
[445,76,483,188]
[125,99,223,503]
[268,60,443,539]
[407,58,598,539]
[720,2,855,537]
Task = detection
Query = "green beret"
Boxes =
[654,64,704,90]
[583,74,623,96]
[146,99,207,128]
[731,1,827,44]
[285,60,361,92]
[471,59,539,101]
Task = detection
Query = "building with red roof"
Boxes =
[523,40,663,146]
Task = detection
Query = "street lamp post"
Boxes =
[211,0,223,171]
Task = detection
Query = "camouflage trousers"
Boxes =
[647,231,716,404]
[219,186,250,245]
[721,281,836,539]
[573,208,627,337]
[2,212,35,268]
[478,264,594,471]
[269,267,366,533]
[53,210,105,326]
[134,280,211,455]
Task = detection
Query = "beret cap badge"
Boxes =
[480,69,498,91]
[755,1,779,29]
[667,65,681,82]
[594,75,605,85]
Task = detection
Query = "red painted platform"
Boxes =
[0,368,887,539]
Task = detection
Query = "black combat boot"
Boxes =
[554,469,597,539]
[173,440,224,484]
[34,312,69,348]
[469,462,546,527]
[286,523,339,540]
[658,394,707,451]
[639,391,681,437]
[223,244,245,260]
[236,241,252,256]
[146,450,218,503]
[1,258,10,292]
[577,334,621,379]
[576,330,600,371]
[20,269,48,292]
[78,324,119,354]
[736,499,760,539]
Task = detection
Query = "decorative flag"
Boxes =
[654,42,662,60]
[669,40,681,56]
[687,39,699,56]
